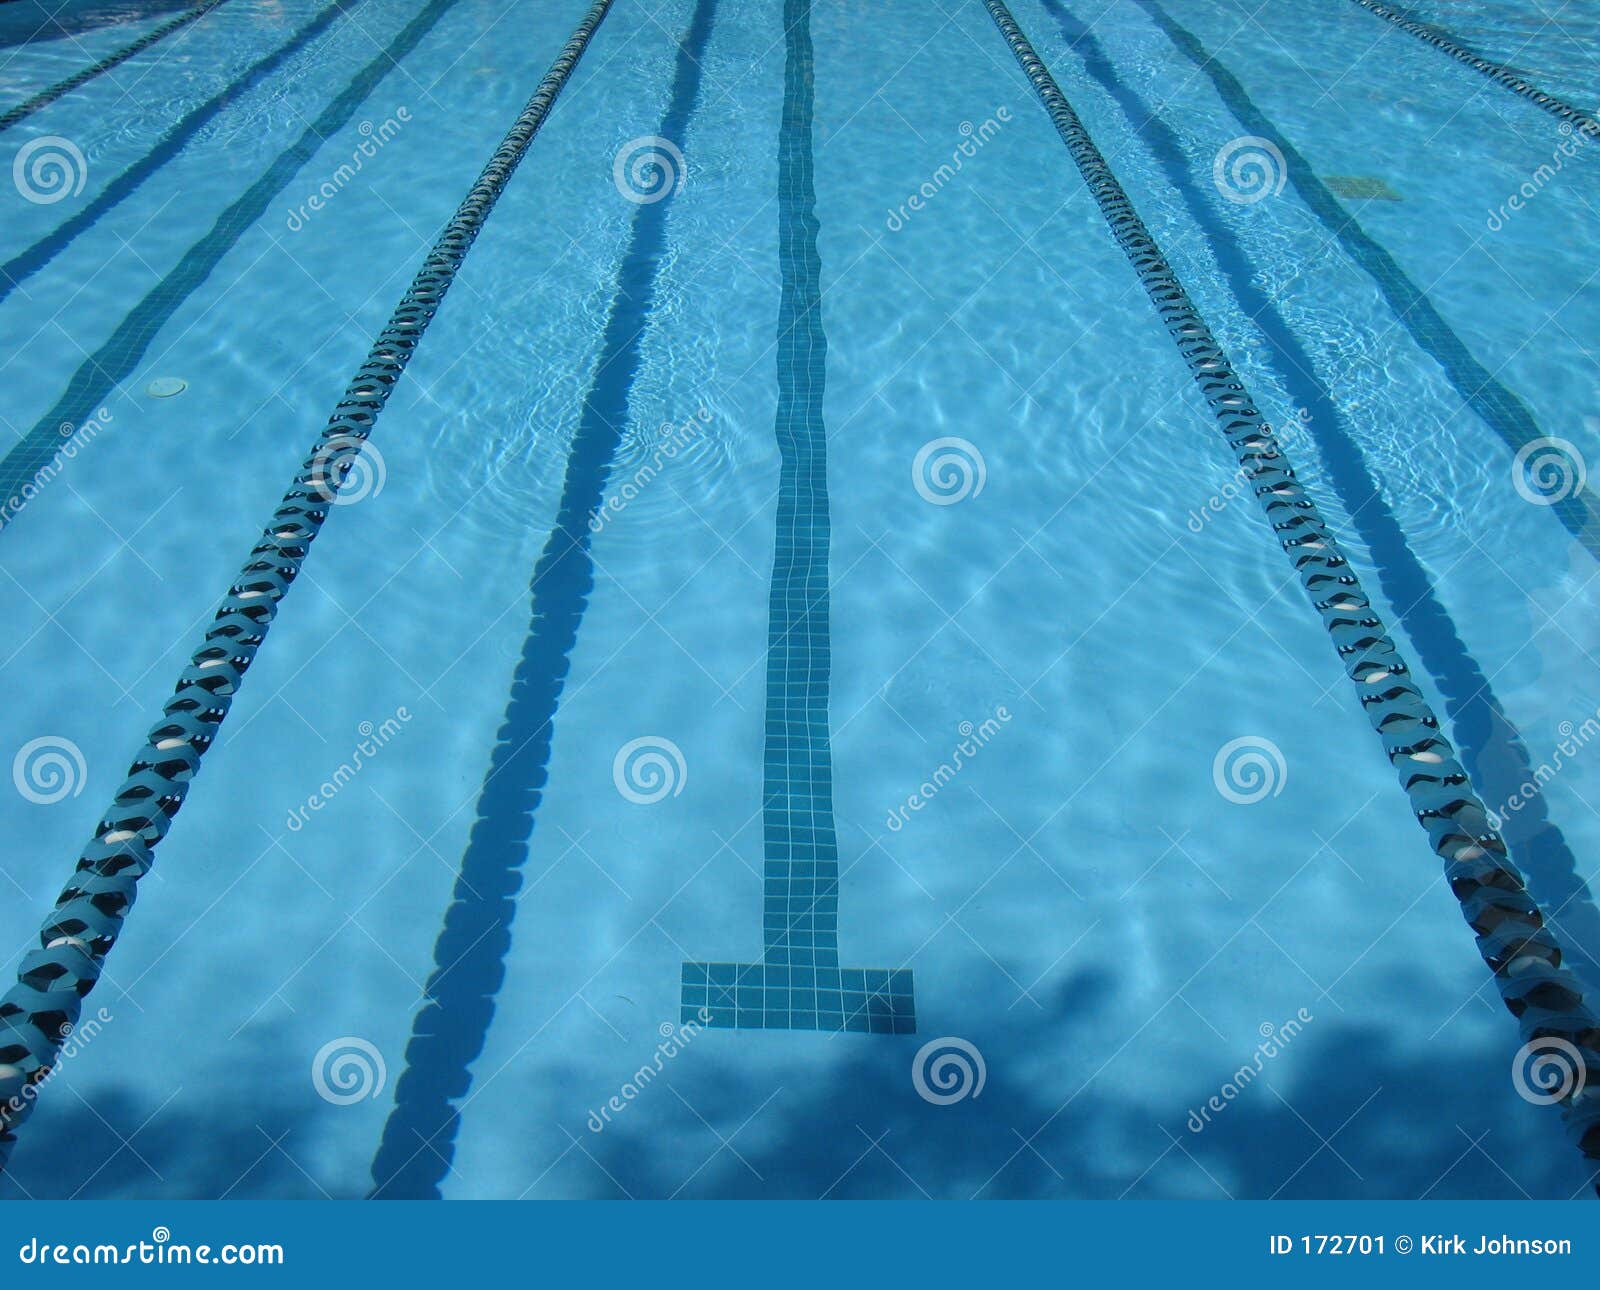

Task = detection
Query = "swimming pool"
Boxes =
[0,0,1597,1200]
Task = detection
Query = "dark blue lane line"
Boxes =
[679,0,915,1035]
[369,0,720,1201]
[0,0,359,307]
[0,0,229,134]
[1133,0,1600,562]
[1044,0,1600,986]
[0,0,461,531]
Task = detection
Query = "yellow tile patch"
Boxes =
[1323,174,1403,201]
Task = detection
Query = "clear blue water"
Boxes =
[0,0,1597,1199]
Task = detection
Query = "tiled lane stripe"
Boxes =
[0,0,614,1171]
[0,0,461,533]
[1349,0,1600,138]
[0,0,230,135]
[0,0,361,307]
[983,0,1600,1186]
[1042,0,1600,987]
[680,0,916,1035]
[1135,0,1600,563]
[370,0,722,1201]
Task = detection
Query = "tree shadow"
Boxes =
[548,973,1595,1199]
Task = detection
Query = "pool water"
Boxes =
[0,0,1597,1200]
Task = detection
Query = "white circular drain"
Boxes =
[146,377,187,398]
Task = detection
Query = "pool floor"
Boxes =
[0,0,1597,1199]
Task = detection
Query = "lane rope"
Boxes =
[0,0,616,1168]
[0,0,460,532]
[0,0,232,135]
[983,0,1600,1188]
[0,0,360,307]
[1349,0,1600,139]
